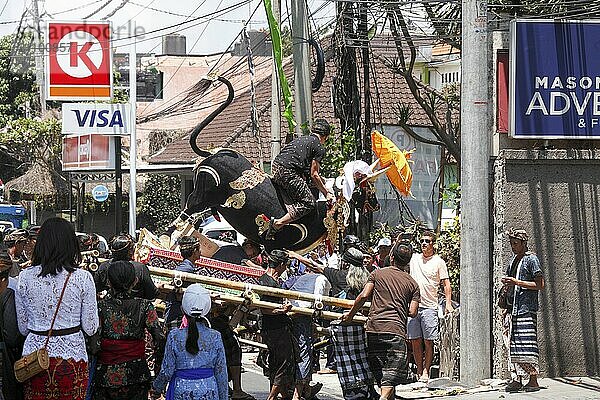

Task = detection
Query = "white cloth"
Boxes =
[409,253,449,309]
[342,160,372,201]
[291,274,331,309]
[16,265,99,362]
[319,252,339,270]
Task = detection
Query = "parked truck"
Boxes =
[0,204,27,232]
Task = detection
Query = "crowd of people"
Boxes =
[0,215,544,399]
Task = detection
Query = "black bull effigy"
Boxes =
[172,76,379,252]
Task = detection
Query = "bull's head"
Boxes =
[185,164,225,215]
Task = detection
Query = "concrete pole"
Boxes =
[460,0,491,385]
[270,0,282,161]
[31,0,46,114]
[291,0,313,135]
[128,28,137,237]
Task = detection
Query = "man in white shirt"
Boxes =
[407,230,453,382]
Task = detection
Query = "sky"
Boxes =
[0,0,335,54]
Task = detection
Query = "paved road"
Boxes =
[239,352,600,400]
[240,352,344,400]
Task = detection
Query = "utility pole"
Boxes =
[358,1,372,239]
[291,0,313,134]
[359,2,371,161]
[460,0,490,385]
[31,0,46,114]
[335,1,361,236]
[270,0,282,160]
[128,27,137,237]
[115,138,122,235]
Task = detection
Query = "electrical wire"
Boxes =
[0,0,104,23]
[0,0,11,17]
[103,0,131,19]
[142,0,225,106]
[128,0,271,23]
[138,0,264,122]
[2,0,256,59]
[84,0,114,19]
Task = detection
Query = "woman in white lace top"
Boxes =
[15,217,99,400]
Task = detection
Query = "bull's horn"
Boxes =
[369,158,380,172]
[361,166,391,184]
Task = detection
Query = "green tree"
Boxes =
[0,33,37,126]
[137,174,182,233]
[0,117,62,170]
[320,127,357,178]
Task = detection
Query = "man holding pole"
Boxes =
[258,250,298,400]
[341,244,420,400]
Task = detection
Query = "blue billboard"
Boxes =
[510,20,600,139]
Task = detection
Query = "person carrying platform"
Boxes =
[258,250,298,400]
[164,236,201,329]
[266,119,334,240]
[95,233,159,300]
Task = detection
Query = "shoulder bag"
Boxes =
[14,272,72,383]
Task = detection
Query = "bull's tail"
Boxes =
[189,76,235,157]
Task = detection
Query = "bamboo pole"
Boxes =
[239,338,267,349]
[157,283,367,323]
[149,266,370,310]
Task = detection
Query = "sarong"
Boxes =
[25,357,88,400]
[293,316,313,383]
[93,382,150,400]
[506,312,540,379]
[330,323,378,400]
[366,332,409,387]
[271,163,315,220]
[166,368,214,400]
[262,325,298,387]
[211,314,242,368]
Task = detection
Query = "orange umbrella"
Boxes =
[371,130,414,196]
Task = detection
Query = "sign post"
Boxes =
[129,24,137,238]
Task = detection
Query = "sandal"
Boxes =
[265,217,278,241]
[505,380,523,393]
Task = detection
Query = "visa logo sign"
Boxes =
[61,103,131,136]
[73,109,124,128]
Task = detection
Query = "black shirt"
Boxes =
[323,267,348,298]
[273,135,326,177]
[259,273,291,330]
[95,260,159,300]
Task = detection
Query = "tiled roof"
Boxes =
[150,45,436,165]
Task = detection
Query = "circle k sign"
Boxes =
[46,21,112,101]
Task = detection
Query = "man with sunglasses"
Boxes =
[407,230,453,382]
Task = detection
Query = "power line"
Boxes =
[138,0,336,124]
[114,0,158,28]
[128,0,271,23]
[46,0,106,17]
[0,0,11,17]
[84,0,114,19]
[103,0,131,19]
[138,0,264,121]
[138,0,225,112]
[2,0,256,59]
